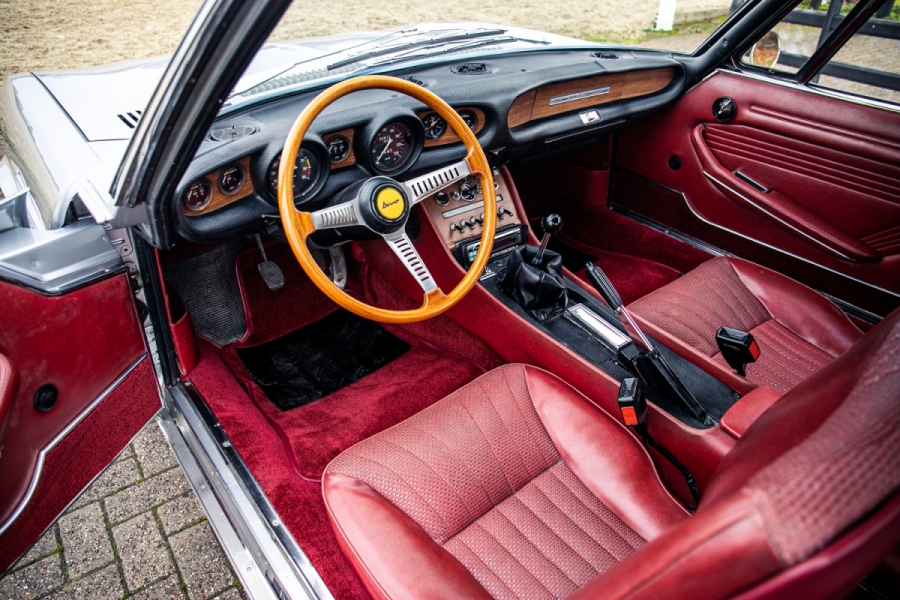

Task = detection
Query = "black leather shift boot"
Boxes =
[498,246,568,322]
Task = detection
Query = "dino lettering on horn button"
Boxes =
[376,187,405,221]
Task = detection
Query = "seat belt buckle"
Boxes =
[617,377,647,427]
[716,326,760,377]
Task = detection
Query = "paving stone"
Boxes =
[212,588,243,600]
[129,573,185,600]
[170,522,234,600]
[134,421,178,477]
[14,526,59,568]
[115,444,136,463]
[69,457,142,511]
[58,503,114,578]
[105,468,191,524]
[49,564,123,600]
[158,495,205,535]
[113,512,175,593]
[0,555,64,600]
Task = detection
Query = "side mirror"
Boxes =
[749,30,781,69]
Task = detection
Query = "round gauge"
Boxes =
[369,122,414,172]
[218,164,244,195]
[327,135,351,164]
[183,180,212,211]
[267,148,322,200]
[422,113,447,140]
[458,109,478,131]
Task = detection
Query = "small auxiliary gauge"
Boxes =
[327,135,351,164]
[422,113,447,140]
[218,164,244,195]
[458,109,478,131]
[183,180,212,211]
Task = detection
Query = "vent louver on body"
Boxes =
[117,110,143,129]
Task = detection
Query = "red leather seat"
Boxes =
[628,256,863,394]
[323,309,900,600]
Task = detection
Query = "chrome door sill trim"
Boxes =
[162,383,333,600]
[0,352,149,537]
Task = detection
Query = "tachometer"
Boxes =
[369,122,413,172]
[422,113,447,140]
[268,148,322,200]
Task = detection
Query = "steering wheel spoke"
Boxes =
[404,160,470,204]
[308,200,360,231]
[383,233,439,293]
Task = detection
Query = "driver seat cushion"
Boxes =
[323,364,689,600]
[628,256,863,394]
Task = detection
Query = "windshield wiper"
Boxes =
[326,28,508,70]
[366,36,545,68]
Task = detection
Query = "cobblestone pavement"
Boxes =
[0,419,245,600]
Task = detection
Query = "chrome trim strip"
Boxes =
[0,353,149,536]
[549,86,610,106]
[166,384,332,600]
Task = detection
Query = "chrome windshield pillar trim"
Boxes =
[404,160,469,203]
[0,353,149,537]
[164,383,333,600]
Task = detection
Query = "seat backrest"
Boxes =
[570,308,900,600]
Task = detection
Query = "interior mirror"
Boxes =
[749,30,781,69]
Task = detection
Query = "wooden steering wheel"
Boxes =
[278,75,497,324]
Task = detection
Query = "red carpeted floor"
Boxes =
[186,240,504,598]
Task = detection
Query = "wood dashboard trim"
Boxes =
[507,67,674,128]
[418,108,486,148]
[181,156,254,217]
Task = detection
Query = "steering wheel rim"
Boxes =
[278,75,497,324]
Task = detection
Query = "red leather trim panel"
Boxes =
[0,273,147,529]
[0,353,18,451]
[0,358,159,572]
[720,386,781,439]
[616,70,900,297]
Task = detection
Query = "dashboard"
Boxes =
[173,49,684,244]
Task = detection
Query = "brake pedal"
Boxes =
[253,234,284,290]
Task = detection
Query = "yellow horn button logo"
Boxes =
[375,187,405,221]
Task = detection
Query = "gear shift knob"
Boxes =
[542,213,563,236]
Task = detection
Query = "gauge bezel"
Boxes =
[363,116,424,176]
[421,113,448,141]
[326,134,351,164]
[266,139,330,205]
[183,179,213,212]
[217,164,245,196]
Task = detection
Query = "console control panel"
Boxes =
[419,167,523,249]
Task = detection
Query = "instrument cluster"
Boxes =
[181,107,485,216]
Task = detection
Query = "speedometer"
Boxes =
[369,122,413,172]
[268,148,322,200]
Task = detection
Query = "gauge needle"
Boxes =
[377,138,393,162]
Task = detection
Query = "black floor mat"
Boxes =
[236,309,411,411]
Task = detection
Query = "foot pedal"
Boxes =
[253,235,284,291]
[329,246,347,290]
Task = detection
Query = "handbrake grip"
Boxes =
[584,263,623,309]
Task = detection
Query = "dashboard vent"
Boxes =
[207,125,258,142]
[117,110,142,129]
[406,76,428,88]
[451,63,490,75]
[592,51,620,59]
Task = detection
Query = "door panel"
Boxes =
[0,271,159,571]
[615,70,900,315]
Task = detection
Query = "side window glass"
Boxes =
[810,2,900,104]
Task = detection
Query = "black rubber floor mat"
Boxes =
[236,309,411,411]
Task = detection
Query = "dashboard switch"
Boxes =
[459,184,476,201]
[434,191,450,206]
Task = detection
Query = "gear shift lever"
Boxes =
[533,213,563,265]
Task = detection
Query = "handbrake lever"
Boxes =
[584,263,710,424]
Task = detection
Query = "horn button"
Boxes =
[356,177,410,235]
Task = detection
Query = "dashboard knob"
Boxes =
[451,190,461,202]
[459,184,476,201]
[434,191,450,206]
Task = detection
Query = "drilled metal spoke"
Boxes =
[403,160,470,204]
[308,201,359,231]
[383,233,438,293]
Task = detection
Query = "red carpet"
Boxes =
[186,240,505,598]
